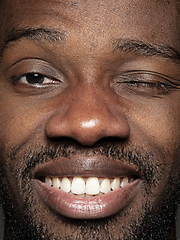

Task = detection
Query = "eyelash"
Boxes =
[13,72,60,85]
[115,70,180,92]
[126,81,172,90]
[11,70,180,97]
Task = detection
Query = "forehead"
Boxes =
[0,0,180,53]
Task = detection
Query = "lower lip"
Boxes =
[34,179,141,219]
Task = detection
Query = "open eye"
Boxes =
[18,73,59,85]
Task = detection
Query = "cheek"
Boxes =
[0,98,48,151]
[129,95,180,164]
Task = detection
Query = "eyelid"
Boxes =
[115,70,180,88]
[6,58,66,85]
[13,73,61,87]
[13,72,61,85]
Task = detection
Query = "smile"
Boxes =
[42,176,135,197]
[34,156,141,219]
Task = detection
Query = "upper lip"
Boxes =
[34,156,141,179]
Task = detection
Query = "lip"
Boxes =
[33,156,141,219]
[34,156,141,178]
[34,179,141,219]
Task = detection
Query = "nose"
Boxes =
[45,84,130,146]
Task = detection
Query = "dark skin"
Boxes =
[0,0,180,239]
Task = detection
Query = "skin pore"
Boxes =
[0,0,180,239]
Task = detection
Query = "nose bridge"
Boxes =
[66,83,114,144]
[69,84,109,138]
[71,83,108,124]
[46,83,130,146]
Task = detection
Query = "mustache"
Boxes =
[11,140,164,185]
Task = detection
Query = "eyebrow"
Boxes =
[1,27,66,54]
[1,27,180,64]
[112,39,180,63]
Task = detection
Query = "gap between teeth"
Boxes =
[44,176,134,197]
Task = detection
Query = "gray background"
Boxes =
[0,206,180,239]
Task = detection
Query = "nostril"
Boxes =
[45,90,130,146]
[46,113,130,146]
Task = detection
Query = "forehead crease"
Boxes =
[3,0,79,30]
[3,0,180,29]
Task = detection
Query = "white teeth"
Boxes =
[44,176,134,196]
[120,177,129,188]
[45,176,52,187]
[61,177,71,193]
[72,177,86,194]
[111,177,120,190]
[52,177,61,189]
[100,178,111,194]
[86,177,100,195]
[129,177,134,183]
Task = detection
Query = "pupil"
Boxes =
[26,73,44,84]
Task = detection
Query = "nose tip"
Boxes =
[71,117,105,146]
[46,99,130,146]
[77,116,129,146]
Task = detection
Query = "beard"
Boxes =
[0,140,180,240]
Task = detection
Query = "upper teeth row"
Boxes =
[44,176,134,196]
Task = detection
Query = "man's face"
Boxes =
[0,0,180,239]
